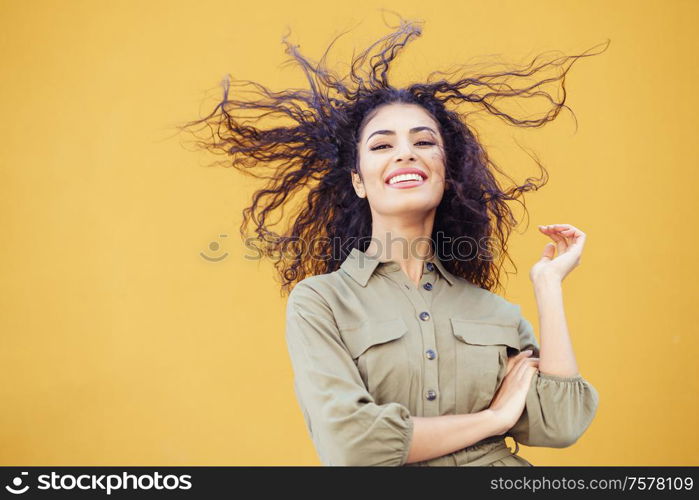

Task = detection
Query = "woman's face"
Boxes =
[353,103,446,218]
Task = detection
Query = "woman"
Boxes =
[179,15,607,466]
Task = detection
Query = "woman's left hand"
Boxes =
[530,223,587,283]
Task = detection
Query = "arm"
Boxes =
[534,274,579,377]
[407,411,505,464]
[506,311,598,447]
[286,282,506,465]
[507,224,599,447]
[530,223,586,377]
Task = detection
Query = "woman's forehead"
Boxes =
[362,104,438,137]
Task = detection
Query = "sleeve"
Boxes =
[505,307,600,448]
[285,281,414,466]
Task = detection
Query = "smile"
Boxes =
[385,167,428,189]
[387,177,426,189]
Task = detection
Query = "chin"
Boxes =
[382,199,439,214]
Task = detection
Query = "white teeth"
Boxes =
[388,173,424,185]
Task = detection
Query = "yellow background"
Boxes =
[1,0,697,466]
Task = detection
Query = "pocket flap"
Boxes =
[341,317,408,359]
[450,318,520,350]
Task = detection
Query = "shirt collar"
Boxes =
[339,247,456,287]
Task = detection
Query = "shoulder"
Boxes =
[455,280,522,324]
[287,271,344,310]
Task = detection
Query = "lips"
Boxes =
[384,167,428,185]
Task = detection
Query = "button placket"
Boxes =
[380,266,440,417]
[418,262,438,308]
[416,305,439,415]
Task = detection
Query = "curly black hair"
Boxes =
[176,13,610,297]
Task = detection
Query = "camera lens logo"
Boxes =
[5,472,29,494]
[200,234,229,262]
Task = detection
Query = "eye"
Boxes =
[369,141,436,151]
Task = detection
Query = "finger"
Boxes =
[513,355,540,381]
[518,362,538,382]
[549,230,568,254]
[546,224,579,244]
[540,225,568,252]
[549,224,571,244]
[555,224,586,248]
[568,229,586,249]
[539,224,571,233]
[508,350,531,363]
[552,223,578,234]
[507,350,532,373]
[552,226,574,247]
[538,225,555,236]
[512,353,535,379]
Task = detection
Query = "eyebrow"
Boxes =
[366,126,437,143]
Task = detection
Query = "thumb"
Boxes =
[540,242,556,261]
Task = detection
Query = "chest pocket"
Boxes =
[340,317,409,401]
[450,318,521,413]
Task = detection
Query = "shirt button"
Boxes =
[425,349,436,360]
[425,389,437,401]
[423,282,433,291]
[419,311,431,321]
[426,262,435,272]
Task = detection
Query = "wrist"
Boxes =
[483,408,508,437]
[532,272,562,291]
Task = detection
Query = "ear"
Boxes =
[351,169,366,198]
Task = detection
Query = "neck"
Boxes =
[364,209,436,263]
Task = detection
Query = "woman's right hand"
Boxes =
[488,350,539,434]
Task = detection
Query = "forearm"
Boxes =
[533,273,579,377]
[404,409,504,464]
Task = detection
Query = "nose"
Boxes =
[395,141,417,162]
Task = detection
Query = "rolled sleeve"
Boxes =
[506,310,600,448]
[285,281,414,466]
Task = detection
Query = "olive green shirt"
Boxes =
[285,247,599,466]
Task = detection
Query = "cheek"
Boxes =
[432,153,446,168]
[430,160,446,183]
[359,163,384,188]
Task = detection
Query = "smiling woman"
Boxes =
[352,104,446,224]
[178,13,607,466]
